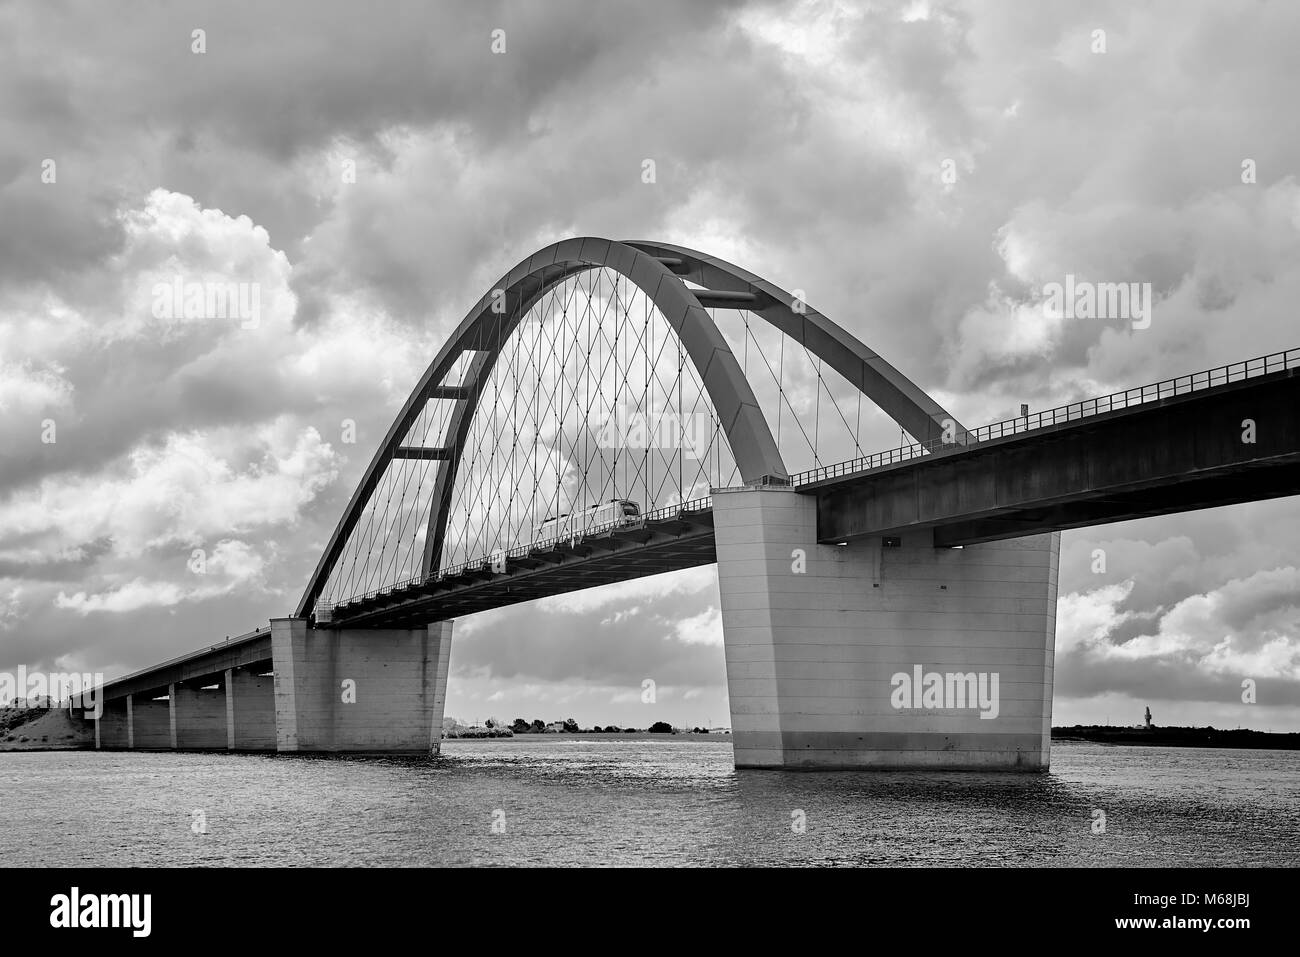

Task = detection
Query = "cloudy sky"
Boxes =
[2,0,1298,732]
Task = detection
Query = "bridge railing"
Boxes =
[331,495,715,610]
[791,347,1300,487]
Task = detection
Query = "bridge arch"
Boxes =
[624,241,968,449]
[296,237,964,620]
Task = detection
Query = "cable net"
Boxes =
[318,267,877,605]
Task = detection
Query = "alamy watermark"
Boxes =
[1042,274,1152,330]
[50,887,151,937]
[0,667,103,718]
[151,275,261,329]
[594,410,712,456]
[890,665,999,719]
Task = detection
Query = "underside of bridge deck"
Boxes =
[327,510,717,628]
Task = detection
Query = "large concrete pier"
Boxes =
[713,487,1059,770]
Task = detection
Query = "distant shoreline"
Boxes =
[1050,725,1300,750]
[4,719,1298,753]
[440,728,1300,751]
[442,731,727,743]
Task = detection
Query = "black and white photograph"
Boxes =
[0,0,1295,936]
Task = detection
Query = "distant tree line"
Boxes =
[442,717,730,741]
[502,718,688,734]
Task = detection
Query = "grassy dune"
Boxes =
[0,708,94,750]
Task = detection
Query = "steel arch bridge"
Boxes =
[297,237,966,626]
[88,235,1300,767]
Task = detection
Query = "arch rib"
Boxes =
[296,238,785,619]
[623,241,968,445]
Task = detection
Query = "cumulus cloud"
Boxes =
[0,358,73,416]
[1057,568,1300,704]
[55,540,269,615]
[0,425,337,561]
[674,606,723,647]
[0,583,23,631]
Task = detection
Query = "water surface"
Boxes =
[1,740,1296,866]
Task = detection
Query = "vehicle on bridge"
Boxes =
[534,499,642,544]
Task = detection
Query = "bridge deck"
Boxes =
[330,510,717,628]
[816,367,1300,545]
[93,628,272,703]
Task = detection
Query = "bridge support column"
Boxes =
[225,670,235,749]
[713,487,1059,770]
[168,683,177,749]
[131,693,173,749]
[173,680,228,750]
[127,694,134,748]
[96,697,131,748]
[228,665,277,750]
[270,617,453,753]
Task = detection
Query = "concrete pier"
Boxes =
[271,618,453,753]
[173,680,227,750]
[713,487,1059,770]
[228,667,276,750]
[132,695,173,750]
[97,698,130,749]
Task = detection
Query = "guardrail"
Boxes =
[790,347,1300,486]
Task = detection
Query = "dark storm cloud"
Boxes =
[7,0,742,157]
[284,12,805,327]
[0,182,126,290]
[0,0,750,295]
